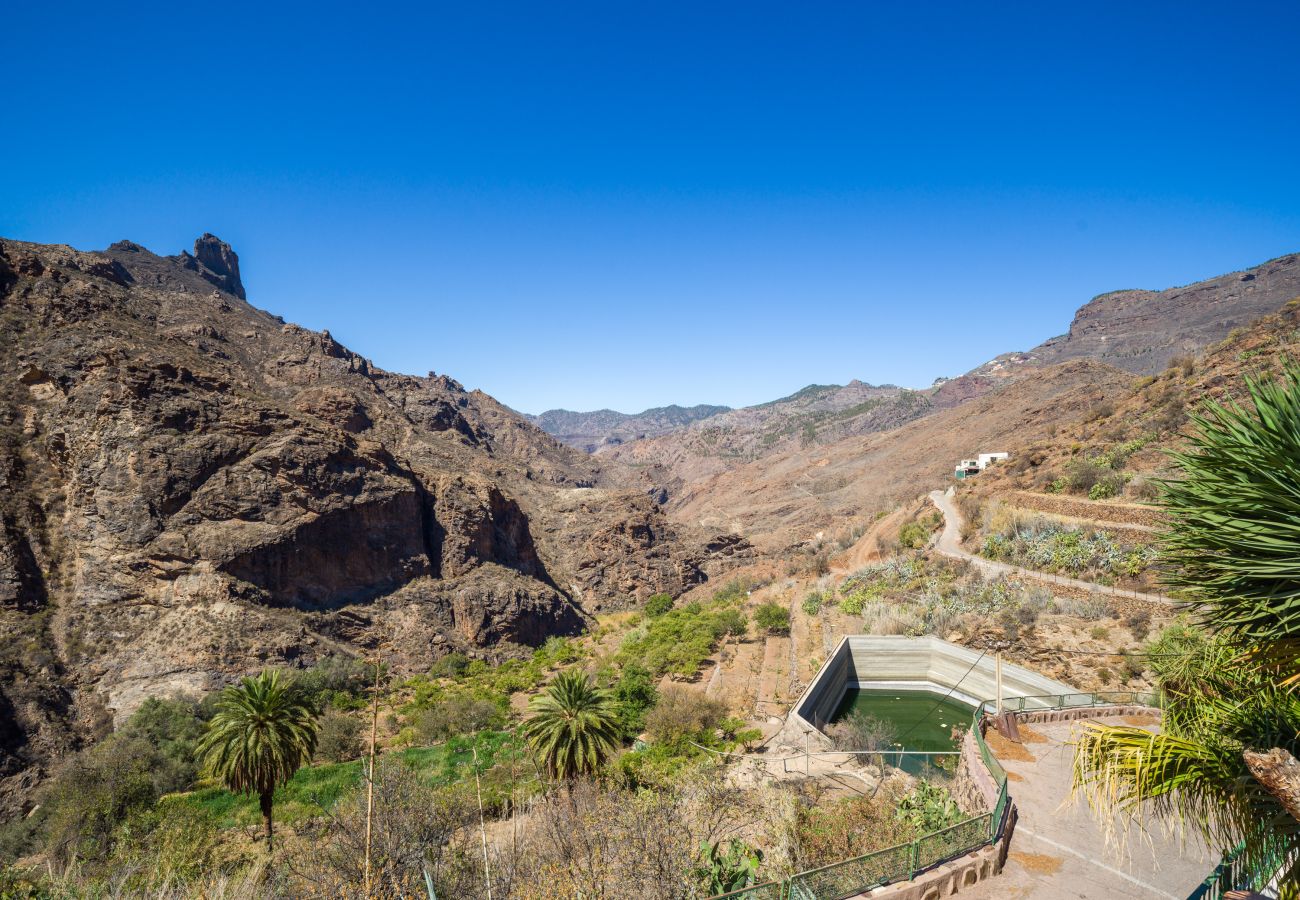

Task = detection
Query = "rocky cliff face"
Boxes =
[1028,253,1300,374]
[0,234,748,818]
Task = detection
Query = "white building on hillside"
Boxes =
[954,451,1009,479]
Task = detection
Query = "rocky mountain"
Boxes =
[527,403,730,452]
[0,234,749,817]
[594,252,1300,515]
[666,359,1132,551]
[600,377,1009,498]
[1026,253,1300,374]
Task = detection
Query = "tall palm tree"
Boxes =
[197,669,318,850]
[522,669,621,779]
[1072,361,1300,883]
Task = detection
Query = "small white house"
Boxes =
[978,452,1009,469]
[954,451,1009,479]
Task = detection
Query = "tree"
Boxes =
[196,670,318,850]
[754,602,790,635]
[1072,362,1300,881]
[522,670,621,779]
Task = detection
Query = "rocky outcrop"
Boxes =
[0,234,750,819]
[185,233,245,299]
[1028,253,1300,374]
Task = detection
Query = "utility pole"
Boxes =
[995,652,1004,715]
[474,746,493,900]
[364,659,380,897]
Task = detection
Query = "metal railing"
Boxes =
[1188,837,1293,900]
[707,691,1162,900]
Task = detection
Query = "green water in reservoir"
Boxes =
[831,687,975,753]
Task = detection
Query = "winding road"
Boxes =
[927,488,1177,608]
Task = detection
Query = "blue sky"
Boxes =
[4,2,1298,414]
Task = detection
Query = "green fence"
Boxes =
[706,691,1164,900]
[709,881,787,900]
[1187,836,1293,900]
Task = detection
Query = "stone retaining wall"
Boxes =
[1008,490,1165,528]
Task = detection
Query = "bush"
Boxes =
[644,688,725,747]
[898,520,931,550]
[430,652,471,679]
[316,709,364,762]
[413,696,503,743]
[839,592,867,616]
[801,591,825,616]
[1124,610,1152,640]
[645,593,674,618]
[753,602,790,635]
[40,736,161,864]
[825,711,898,752]
[1167,354,1196,377]
[296,654,375,709]
[612,664,658,739]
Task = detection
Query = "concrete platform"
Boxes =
[950,715,1218,900]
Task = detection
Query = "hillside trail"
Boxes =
[928,488,1177,607]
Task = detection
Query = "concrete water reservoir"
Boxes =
[792,635,1078,741]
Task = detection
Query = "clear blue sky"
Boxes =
[4,2,1298,414]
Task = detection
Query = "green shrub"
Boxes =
[316,709,364,762]
[839,592,867,615]
[898,521,929,549]
[612,664,658,739]
[295,655,376,710]
[413,696,503,743]
[644,688,724,748]
[645,593,674,617]
[430,652,471,679]
[754,602,790,635]
[801,591,825,616]
[1088,481,1114,500]
[615,599,747,677]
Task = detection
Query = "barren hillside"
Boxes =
[667,359,1131,551]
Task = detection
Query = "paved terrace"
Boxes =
[954,714,1216,900]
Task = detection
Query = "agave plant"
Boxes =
[522,669,621,779]
[1072,361,1300,884]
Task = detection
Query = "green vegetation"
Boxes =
[836,553,1113,642]
[196,670,319,848]
[179,729,527,828]
[980,516,1157,583]
[801,590,828,616]
[522,670,621,779]
[1045,434,1156,498]
[615,592,748,677]
[1073,362,1300,880]
[645,591,675,617]
[754,601,791,634]
[898,511,942,549]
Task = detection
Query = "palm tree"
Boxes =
[197,669,318,850]
[1072,361,1300,882]
[522,669,621,779]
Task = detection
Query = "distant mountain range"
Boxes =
[532,252,1300,470]
[526,252,1300,550]
[526,404,730,452]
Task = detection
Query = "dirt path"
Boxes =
[929,489,1176,608]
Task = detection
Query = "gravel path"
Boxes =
[928,489,1177,608]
